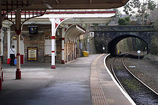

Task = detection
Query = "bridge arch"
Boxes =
[108,34,148,56]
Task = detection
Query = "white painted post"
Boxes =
[67,43,68,62]
[0,28,3,57]
[49,18,56,69]
[7,28,10,59]
[74,42,77,59]
[61,28,65,64]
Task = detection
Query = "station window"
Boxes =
[44,32,51,56]
[44,30,58,56]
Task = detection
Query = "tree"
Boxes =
[148,0,156,10]
[125,17,130,22]
[150,35,158,55]
[123,0,156,25]
[150,7,158,31]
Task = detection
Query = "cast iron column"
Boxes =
[61,28,65,64]
[50,18,56,69]
[0,24,2,90]
[15,10,21,79]
[7,27,11,59]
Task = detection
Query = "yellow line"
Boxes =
[90,54,108,105]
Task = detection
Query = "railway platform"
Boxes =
[0,54,134,105]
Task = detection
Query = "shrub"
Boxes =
[118,18,127,25]
[118,17,130,25]
[150,35,158,55]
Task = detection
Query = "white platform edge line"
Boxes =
[103,54,136,105]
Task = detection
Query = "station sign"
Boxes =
[27,47,38,61]
[89,32,94,37]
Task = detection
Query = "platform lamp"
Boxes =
[42,1,53,9]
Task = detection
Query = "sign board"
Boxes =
[89,32,94,37]
[27,47,38,61]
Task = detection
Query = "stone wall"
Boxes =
[9,24,51,63]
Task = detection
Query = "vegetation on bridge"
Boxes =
[150,36,158,55]
[118,17,130,25]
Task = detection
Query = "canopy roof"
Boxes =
[1,0,129,11]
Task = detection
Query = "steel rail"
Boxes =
[110,54,129,94]
[122,54,158,96]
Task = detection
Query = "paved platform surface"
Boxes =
[0,54,134,105]
[92,54,134,105]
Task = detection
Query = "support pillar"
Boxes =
[49,18,66,67]
[50,18,56,69]
[66,43,68,63]
[16,31,21,79]
[0,27,3,81]
[15,10,21,79]
[72,42,74,60]
[79,40,82,57]
[0,25,2,90]
[61,28,65,64]
[7,28,10,59]
[67,42,69,61]
[0,28,3,82]
[67,43,68,62]
[75,42,77,59]
[0,29,3,58]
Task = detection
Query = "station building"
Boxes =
[1,10,115,66]
[0,0,129,90]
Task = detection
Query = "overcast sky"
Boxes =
[118,0,158,14]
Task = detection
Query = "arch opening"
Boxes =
[108,34,148,56]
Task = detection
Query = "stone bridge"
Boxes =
[90,25,157,56]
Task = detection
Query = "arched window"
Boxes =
[44,29,59,56]
[11,35,24,55]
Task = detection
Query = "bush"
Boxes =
[118,18,127,25]
[118,17,130,25]
[125,17,130,22]
[150,35,158,55]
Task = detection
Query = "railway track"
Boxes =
[109,54,158,105]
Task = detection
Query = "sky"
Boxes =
[118,0,158,14]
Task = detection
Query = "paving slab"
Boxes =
[0,55,98,105]
[0,54,135,105]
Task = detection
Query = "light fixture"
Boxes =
[42,1,53,9]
